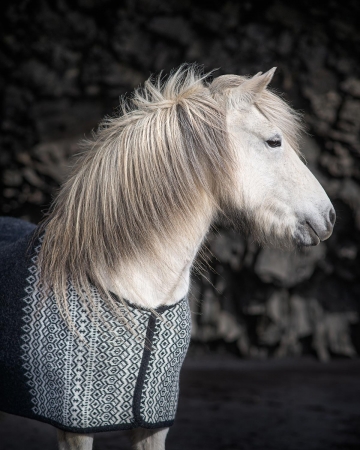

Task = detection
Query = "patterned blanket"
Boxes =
[0,217,191,433]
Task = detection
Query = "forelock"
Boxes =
[210,74,304,153]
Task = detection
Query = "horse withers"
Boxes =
[0,65,335,450]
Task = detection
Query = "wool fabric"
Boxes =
[0,217,191,433]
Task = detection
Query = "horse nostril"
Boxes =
[329,207,336,227]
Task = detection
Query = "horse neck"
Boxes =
[103,204,214,309]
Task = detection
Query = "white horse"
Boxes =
[1,65,335,449]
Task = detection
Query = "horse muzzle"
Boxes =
[294,206,336,247]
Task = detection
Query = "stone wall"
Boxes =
[1,0,360,359]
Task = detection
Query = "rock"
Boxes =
[309,299,330,362]
[319,143,355,178]
[324,312,358,357]
[273,297,306,356]
[339,99,360,133]
[254,245,325,288]
[17,60,64,97]
[208,230,246,271]
[199,288,220,326]
[266,289,288,325]
[305,68,338,94]
[290,295,312,338]
[236,331,251,356]
[299,135,321,168]
[259,321,282,347]
[33,100,102,142]
[217,310,242,342]
[303,87,341,124]
[112,25,155,69]
[266,3,304,32]
[22,168,45,189]
[328,129,360,153]
[3,170,23,187]
[2,0,360,361]
[147,16,193,45]
[328,55,355,75]
[340,77,360,97]
[277,30,294,56]
[102,63,144,88]
[337,241,357,261]
[339,179,360,229]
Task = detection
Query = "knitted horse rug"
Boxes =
[0,217,191,433]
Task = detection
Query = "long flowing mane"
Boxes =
[37,65,233,323]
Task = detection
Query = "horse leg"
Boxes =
[130,427,169,450]
[57,430,94,450]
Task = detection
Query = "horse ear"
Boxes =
[231,67,276,107]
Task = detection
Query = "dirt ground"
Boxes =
[1,356,360,450]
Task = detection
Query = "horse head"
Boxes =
[211,68,335,247]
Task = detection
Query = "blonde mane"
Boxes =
[38,65,233,323]
[37,66,305,326]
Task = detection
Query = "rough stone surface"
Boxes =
[1,0,360,359]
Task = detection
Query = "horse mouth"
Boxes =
[294,221,321,247]
[305,221,321,245]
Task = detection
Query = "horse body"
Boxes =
[0,65,335,449]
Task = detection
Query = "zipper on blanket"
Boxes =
[132,311,157,426]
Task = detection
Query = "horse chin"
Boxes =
[293,222,321,247]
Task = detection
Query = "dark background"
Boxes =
[1,1,360,448]
[1,0,360,361]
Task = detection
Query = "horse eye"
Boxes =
[266,138,282,148]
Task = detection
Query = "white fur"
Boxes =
[131,427,169,450]
[103,201,213,308]
[60,70,332,450]
[107,69,334,310]
[227,98,333,245]
[56,68,334,449]
[58,430,94,450]
[57,428,168,450]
